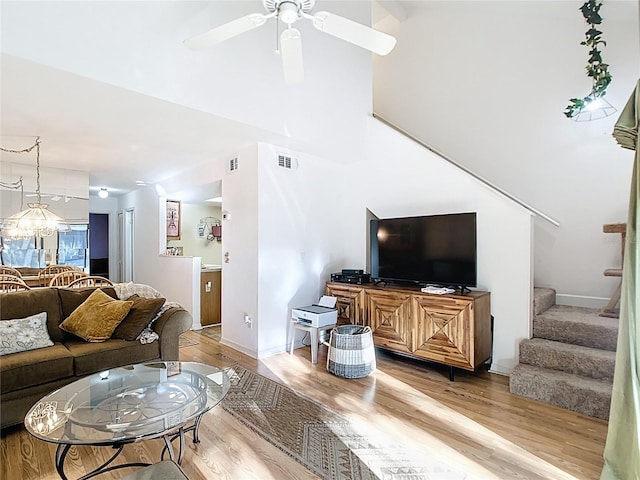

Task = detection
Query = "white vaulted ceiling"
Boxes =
[0,1,380,196]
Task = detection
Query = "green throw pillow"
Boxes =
[59,289,133,342]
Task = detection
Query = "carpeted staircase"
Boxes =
[509,287,618,420]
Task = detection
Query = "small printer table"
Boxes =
[290,302,337,364]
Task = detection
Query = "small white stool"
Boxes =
[289,320,336,364]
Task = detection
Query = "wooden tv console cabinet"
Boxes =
[325,282,491,380]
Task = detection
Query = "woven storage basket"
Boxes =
[325,325,376,378]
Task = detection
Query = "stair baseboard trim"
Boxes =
[555,294,609,309]
[489,362,514,376]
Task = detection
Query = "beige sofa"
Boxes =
[0,285,192,429]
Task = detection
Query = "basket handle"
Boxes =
[322,326,338,348]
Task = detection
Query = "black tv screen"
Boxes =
[370,212,477,288]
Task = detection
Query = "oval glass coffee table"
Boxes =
[24,361,229,480]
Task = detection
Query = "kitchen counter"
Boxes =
[201,264,222,272]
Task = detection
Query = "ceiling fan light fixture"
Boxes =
[98,188,109,199]
[279,1,299,25]
[185,0,397,82]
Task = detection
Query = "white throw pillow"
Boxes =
[113,282,164,300]
[0,312,54,355]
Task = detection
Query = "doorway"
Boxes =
[89,213,109,277]
[118,209,134,282]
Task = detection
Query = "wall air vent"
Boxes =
[228,157,239,173]
[277,154,298,169]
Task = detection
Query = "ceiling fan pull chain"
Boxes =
[275,11,280,54]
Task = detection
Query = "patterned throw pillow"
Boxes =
[113,282,163,300]
[0,312,54,356]
[59,289,133,342]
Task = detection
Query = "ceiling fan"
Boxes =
[184,0,397,84]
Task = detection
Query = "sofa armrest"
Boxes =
[152,307,192,360]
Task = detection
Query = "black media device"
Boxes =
[331,272,371,284]
[370,212,477,291]
[342,269,364,275]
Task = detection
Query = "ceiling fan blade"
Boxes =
[184,13,268,50]
[280,28,304,84]
[311,11,397,55]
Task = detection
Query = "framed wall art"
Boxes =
[166,200,181,239]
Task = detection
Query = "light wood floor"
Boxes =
[1,328,608,480]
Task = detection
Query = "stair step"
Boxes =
[509,363,612,420]
[519,338,615,381]
[533,287,556,316]
[534,305,619,351]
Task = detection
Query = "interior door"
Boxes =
[122,208,134,282]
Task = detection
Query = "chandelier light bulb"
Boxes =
[98,188,109,199]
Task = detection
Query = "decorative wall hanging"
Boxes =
[564,0,616,121]
[166,200,181,239]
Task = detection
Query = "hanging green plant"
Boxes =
[564,0,613,119]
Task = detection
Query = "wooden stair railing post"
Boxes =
[600,223,626,318]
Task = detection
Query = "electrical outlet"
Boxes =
[244,314,252,328]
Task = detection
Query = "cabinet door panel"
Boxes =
[413,296,472,369]
[325,284,365,325]
[367,291,412,353]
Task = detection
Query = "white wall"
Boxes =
[373,0,640,304]
[218,145,260,356]
[340,118,534,374]
[0,161,89,222]
[256,142,346,357]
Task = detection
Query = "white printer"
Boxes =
[292,296,338,328]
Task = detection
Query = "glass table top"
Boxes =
[24,362,229,445]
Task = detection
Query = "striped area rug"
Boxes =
[221,365,468,480]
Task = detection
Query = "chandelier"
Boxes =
[1,137,70,238]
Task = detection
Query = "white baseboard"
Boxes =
[488,363,513,376]
[257,343,292,359]
[219,338,258,359]
[555,294,609,309]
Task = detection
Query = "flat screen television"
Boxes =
[370,212,477,289]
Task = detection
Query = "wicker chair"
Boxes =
[49,270,89,287]
[0,280,31,293]
[38,265,75,287]
[0,274,25,283]
[66,276,114,288]
[0,266,22,278]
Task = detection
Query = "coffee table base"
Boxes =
[54,415,203,480]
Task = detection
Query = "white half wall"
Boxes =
[339,118,534,375]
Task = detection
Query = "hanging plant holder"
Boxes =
[565,0,615,121]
